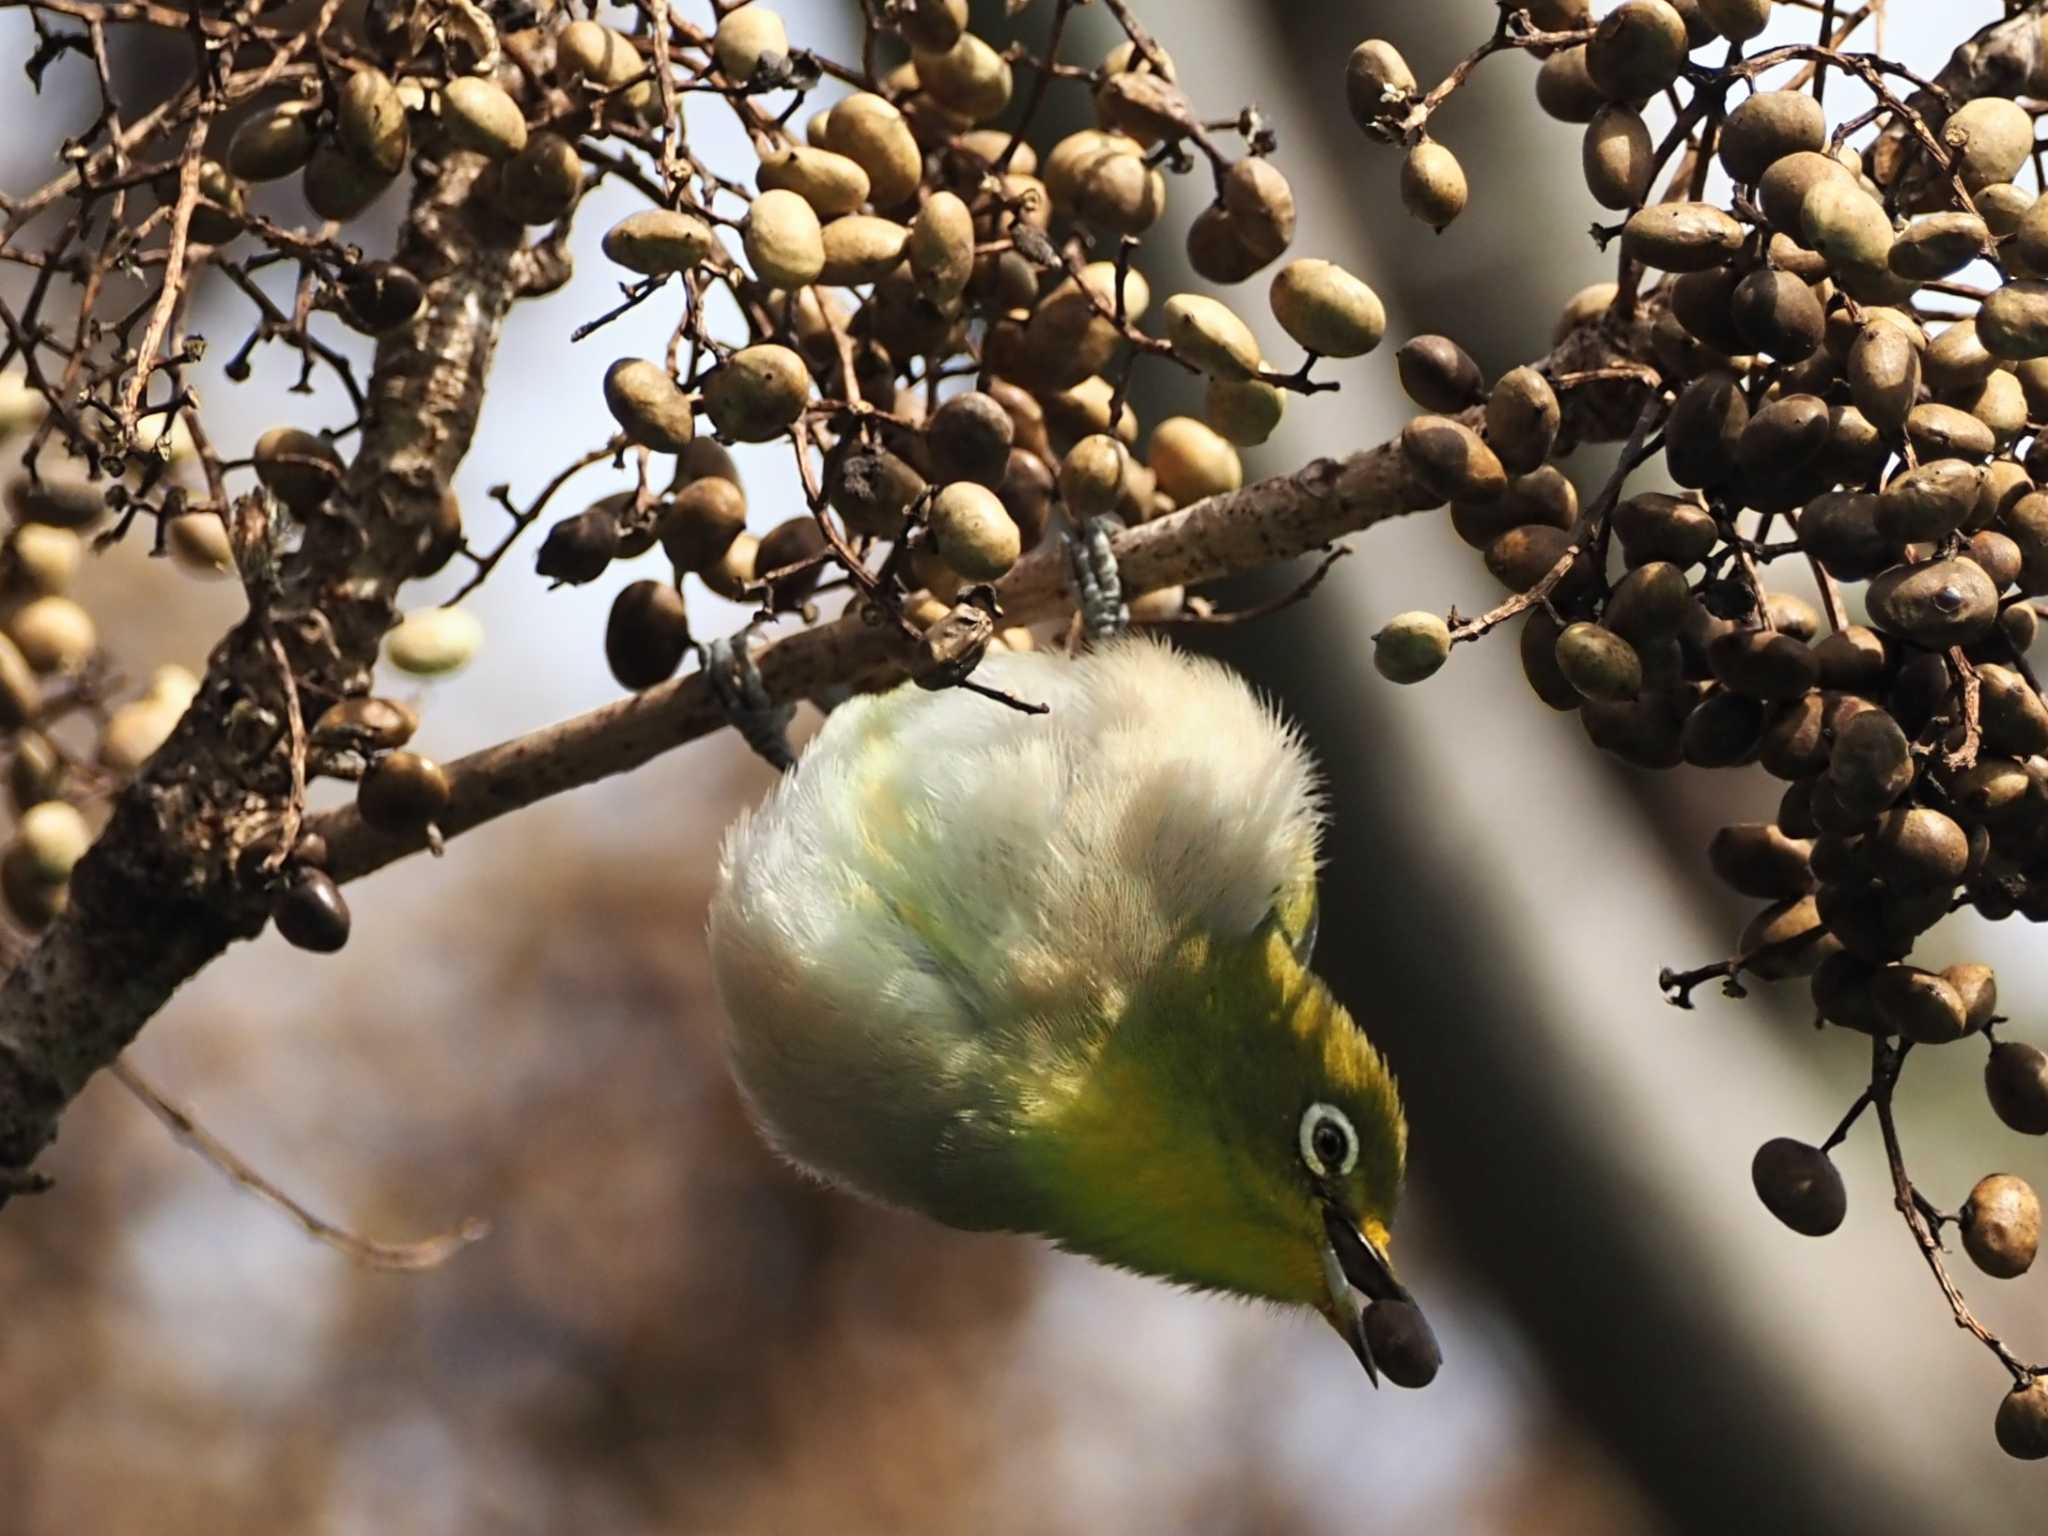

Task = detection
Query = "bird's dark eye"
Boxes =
[1299,1103,1359,1178]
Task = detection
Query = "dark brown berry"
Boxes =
[1866,558,2000,648]
[606,580,690,690]
[338,261,425,335]
[829,445,926,540]
[1519,608,1581,711]
[661,478,748,573]
[1987,1041,2048,1134]
[1402,416,1506,505]
[1870,964,1970,1044]
[756,516,828,609]
[1867,806,1970,891]
[1682,688,1765,767]
[1614,492,1717,567]
[1811,950,1883,1034]
[1828,708,1913,820]
[1361,1299,1440,1389]
[536,507,620,585]
[274,868,351,953]
[1665,372,1747,489]
[1708,823,1814,899]
[1730,269,1825,362]
[1738,894,1835,979]
[1751,1137,1846,1236]
[926,391,1014,487]
[1707,629,1819,702]
[1393,335,1484,413]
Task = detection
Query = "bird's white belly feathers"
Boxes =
[706,639,1324,1223]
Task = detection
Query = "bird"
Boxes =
[708,636,1428,1382]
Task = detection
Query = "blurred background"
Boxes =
[0,0,2042,1531]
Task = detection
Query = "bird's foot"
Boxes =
[703,626,797,772]
[1067,513,1129,648]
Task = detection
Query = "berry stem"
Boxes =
[1869,1037,2034,1387]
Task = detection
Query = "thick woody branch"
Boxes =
[310,306,1660,885]
[0,151,534,1196]
[314,445,1414,880]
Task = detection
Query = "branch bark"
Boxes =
[319,437,1419,881]
[0,150,530,1195]
[311,306,1658,883]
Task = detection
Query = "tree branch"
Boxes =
[0,150,535,1198]
[310,304,1660,884]
[318,441,1412,880]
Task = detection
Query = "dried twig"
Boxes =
[110,1057,487,1271]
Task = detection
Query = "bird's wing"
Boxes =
[707,638,1323,1219]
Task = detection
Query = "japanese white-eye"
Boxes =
[708,638,1428,1381]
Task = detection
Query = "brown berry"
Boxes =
[1870,964,1971,1044]
[606,580,690,691]
[1708,823,1814,900]
[1995,1381,2048,1460]
[927,391,1014,488]
[1345,40,1415,130]
[357,751,451,835]
[1586,0,1688,100]
[253,427,344,514]
[1866,558,1999,648]
[1394,336,1484,414]
[1751,1137,1846,1236]
[310,696,418,754]
[1361,1299,1440,1390]
[604,359,695,452]
[1485,367,1560,476]
[536,507,619,585]
[1961,1172,2040,1278]
[1399,416,1503,506]
[273,868,351,953]
[1399,142,1467,232]
[1987,1041,2048,1134]
[661,477,748,574]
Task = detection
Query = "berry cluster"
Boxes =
[1357,2,2048,1454]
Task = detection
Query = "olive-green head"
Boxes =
[1023,915,1427,1383]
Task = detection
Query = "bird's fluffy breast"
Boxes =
[706,638,1325,1219]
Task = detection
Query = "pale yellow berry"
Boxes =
[386,606,483,676]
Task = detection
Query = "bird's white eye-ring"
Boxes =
[1299,1103,1358,1179]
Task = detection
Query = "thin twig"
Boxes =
[1151,544,1352,626]
[261,628,307,871]
[110,1058,488,1272]
[1868,1038,2034,1387]
[1448,397,1667,646]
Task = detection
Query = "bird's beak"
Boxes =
[1319,1242,1380,1385]
[1323,1203,1408,1302]
[1320,1203,1409,1387]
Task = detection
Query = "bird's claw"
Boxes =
[703,626,797,773]
[1067,513,1128,647]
